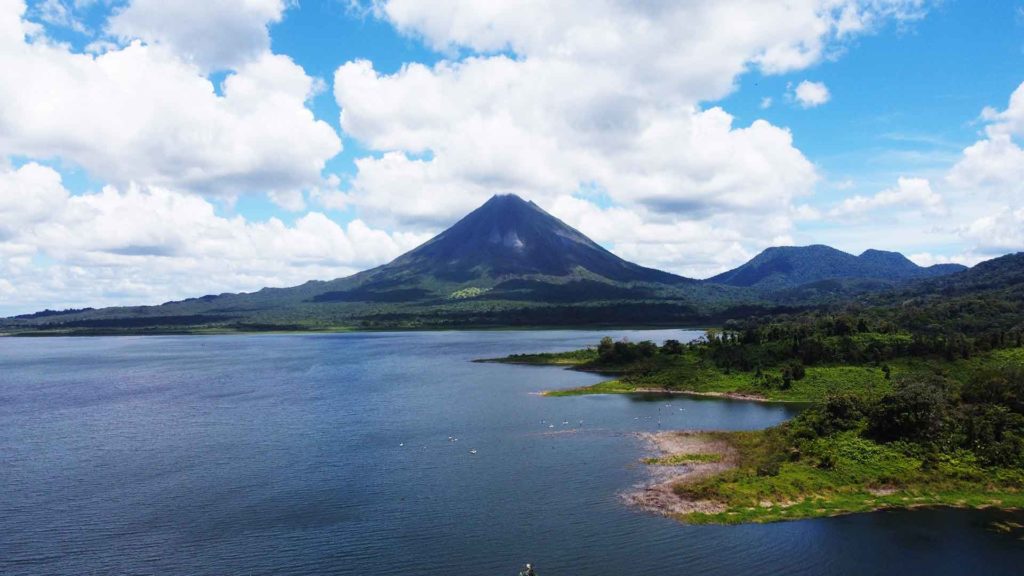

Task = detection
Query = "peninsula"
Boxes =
[491,254,1024,522]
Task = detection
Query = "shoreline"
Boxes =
[624,431,738,517]
[543,384,804,404]
[625,431,1024,524]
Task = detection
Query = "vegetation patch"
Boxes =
[448,287,490,300]
[643,453,723,465]
[544,379,636,396]
[665,364,1024,523]
[501,313,1024,524]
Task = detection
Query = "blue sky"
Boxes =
[1,0,1023,313]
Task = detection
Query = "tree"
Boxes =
[867,378,949,444]
[661,339,683,355]
[637,340,658,357]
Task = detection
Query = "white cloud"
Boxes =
[907,251,982,268]
[379,0,925,100]
[820,80,1024,264]
[0,162,68,241]
[947,134,1024,198]
[547,194,767,278]
[793,80,831,108]
[958,207,1024,256]
[947,80,1024,198]
[331,0,935,260]
[0,0,340,199]
[830,177,945,216]
[108,0,288,72]
[793,204,823,220]
[939,80,1024,257]
[760,96,773,109]
[979,80,1024,137]
[0,163,431,315]
[31,0,87,33]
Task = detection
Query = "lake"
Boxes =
[2,330,1022,575]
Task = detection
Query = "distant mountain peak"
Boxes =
[708,244,966,289]
[858,249,916,269]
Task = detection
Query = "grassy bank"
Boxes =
[671,429,1024,524]
[497,334,1024,523]
[479,348,599,366]
[499,345,1024,403]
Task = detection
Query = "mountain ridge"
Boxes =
[0,195,985,333]
[707,244,966,289]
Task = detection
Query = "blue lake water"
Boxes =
[1,330,1023,575]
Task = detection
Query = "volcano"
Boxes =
[4,195,702,332]
[367,194,685,284]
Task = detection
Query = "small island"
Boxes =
[490,317,1024,523]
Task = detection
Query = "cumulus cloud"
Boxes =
[0,163,432,315]
[947,82,1024,199]
[378,0,926,100]
[830,177,945,216]
[30,0,87,33]
[947,134,1024,198]
[939,80,1024,258]
[547,194,770,278]
[108,0,288,72]
[958,208,1024,255]
[907,251,982,268]
[0,0,340,199]
[792,80,831,108]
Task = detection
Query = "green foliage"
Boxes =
[448,287,490,299]
[494,348,599,365]
[643,453,723,465]
[595,337,660,364]
[660,339,683,354]
[670,363,1024,523]
[865,376,951,444]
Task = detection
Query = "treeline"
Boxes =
[696,252,1024,373]
[701,310,1024,374]
[594,336,684,364]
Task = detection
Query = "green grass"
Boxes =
[643,453,723,465]
[673,431,1024,524]
[539,351,895,401]
[544,379,638,396]
[486,349,599,366]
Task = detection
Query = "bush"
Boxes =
[788,394,867,441]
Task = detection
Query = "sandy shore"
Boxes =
[623,431,736,516]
